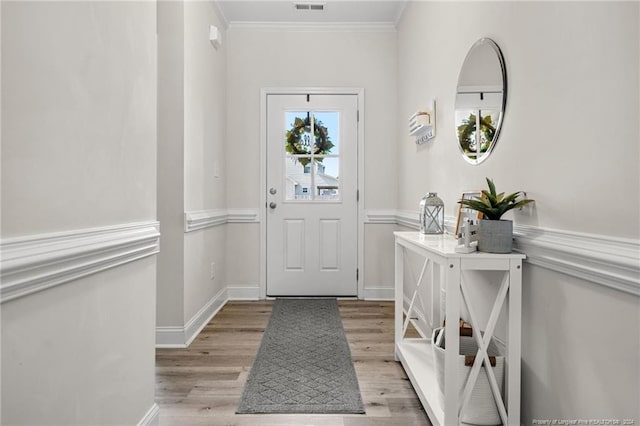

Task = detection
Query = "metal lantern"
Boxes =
[419,192,445,234]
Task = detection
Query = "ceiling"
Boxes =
[216,1,407,26]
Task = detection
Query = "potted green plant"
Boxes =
[458,178,534,253]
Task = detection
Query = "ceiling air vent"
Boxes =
[294,2,325,11]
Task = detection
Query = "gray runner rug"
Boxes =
[236,298,365,414]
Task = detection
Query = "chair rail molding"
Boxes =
[363,209,397,225]
[393,209,420,229]
[0,221,160,303]
[184,209,260,232]
[513,225,640,297]
[227,209,261,223]
[365,209,640,296]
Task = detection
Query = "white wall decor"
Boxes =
[409,99,436,144]
[209,24,222,49]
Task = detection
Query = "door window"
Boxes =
[284,111,340,201]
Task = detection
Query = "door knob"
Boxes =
[269,187,277,195]
[269,202,277,209]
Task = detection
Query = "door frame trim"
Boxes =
[259,88,365,299]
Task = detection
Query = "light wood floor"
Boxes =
[155,300,431,426]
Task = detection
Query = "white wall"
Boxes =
[1,2,157,237]
[225,27,397,294]
[183,1,227,323]
[157,0,186,328]
[156,0,228,343]
[397,2,639,238]
[184,2,227,212]
[1,1,157,424]
[396,1,639,422]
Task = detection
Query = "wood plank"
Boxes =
[155,300,432,425]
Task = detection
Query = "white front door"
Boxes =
[266,94,358,296]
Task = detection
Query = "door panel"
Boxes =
[284,219,305,270]
[319,219,340,271]
[266,94,358,296]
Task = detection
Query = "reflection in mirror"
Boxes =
[455,38,506,164]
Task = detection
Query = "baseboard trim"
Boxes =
[184,287,228,347]
[137,403,160,426]
[155,326,187,349]
[363,287,394,300]
[156,288,228,348]
[227,286,261,300]
[184,209,260,232]
[0,221,160,304]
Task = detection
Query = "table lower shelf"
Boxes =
[396,338,445,426]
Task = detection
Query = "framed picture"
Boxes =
[455,192,484,237]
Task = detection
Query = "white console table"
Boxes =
[394,232,524,426]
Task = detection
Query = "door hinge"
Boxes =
[357,189,359,202]
[356,268,359,281]
[357,110,360,122]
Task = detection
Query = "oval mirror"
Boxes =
[454,38,507,164]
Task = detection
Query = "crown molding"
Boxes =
[394,0,408,27]
[227,21,397,32]
[1,221,160,303]
[211,0,229,29]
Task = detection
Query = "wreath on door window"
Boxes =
[285,116,334,166]
[457,113,496,154]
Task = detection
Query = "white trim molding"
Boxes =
[227,286,261,300]
[184,210,227,232]
[184,209,259,232]
[363,209,397,225]
[513,225,640,297]
[227,209,260,223]
[184,287,228,346]
[210,0,229,29]
[156,287,228,348]
[228,21,397,33]
[155,326,186,348]
[394,209,420,230]
[366,209,457,233]
[0,222,160,304]
[137,403,160,426]
[367,209,640,296]
[363,287,395,300]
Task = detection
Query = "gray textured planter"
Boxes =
[478,219,513,253]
